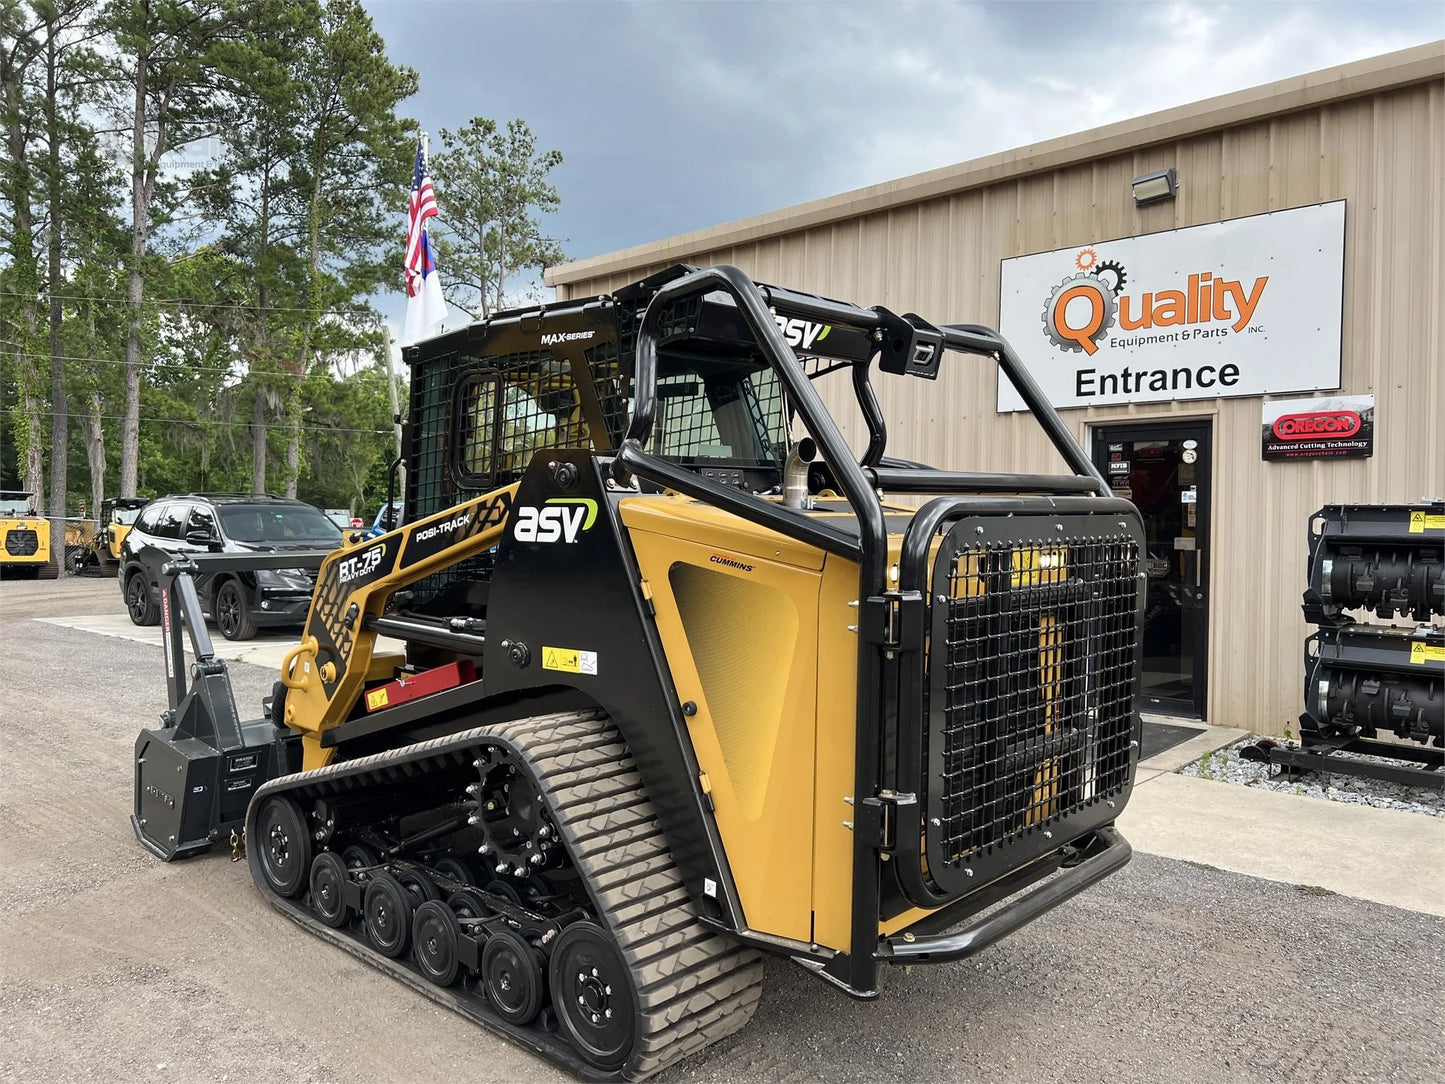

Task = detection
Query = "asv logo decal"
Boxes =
[513,498,599,544]
[773,315,829,351]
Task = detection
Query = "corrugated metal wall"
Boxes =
[558,77,1444,732]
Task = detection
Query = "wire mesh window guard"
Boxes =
[930,535,1138,872]
[654,364,786,465]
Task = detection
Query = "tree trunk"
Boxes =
[45,22,67,532]
[22,393,45,499]
[252,385,268,493]
[120,39,157,498]
[284,404,300,499]
[86,391,105,522]
[3,37,43,507]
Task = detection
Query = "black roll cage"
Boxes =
[613,264,1128,996]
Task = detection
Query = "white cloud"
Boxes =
[364,0,1441,304]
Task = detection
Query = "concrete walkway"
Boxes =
[38,612,404,670]
[1123,722,1445,917]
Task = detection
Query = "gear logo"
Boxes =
[1095,259,1127,292]
[1042,253,1128,356]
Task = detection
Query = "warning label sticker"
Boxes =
[366,688,389,710]
[1408,511,1445,534]
[542,646,599,676]
[1408,643,1445,666]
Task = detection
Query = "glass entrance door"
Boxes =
[1093,422,1211,718]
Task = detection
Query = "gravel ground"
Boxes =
[1180,738,1445,818]
[3,578,1444,1084]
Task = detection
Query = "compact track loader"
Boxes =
[132,265,1146,1079]
[0,491,57,578]
[70,497,148,575]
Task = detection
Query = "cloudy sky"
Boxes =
[364,0,1442,334]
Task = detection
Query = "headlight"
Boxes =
[255,568,314,590]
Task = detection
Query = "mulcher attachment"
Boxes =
[245,710,764,1081]
[131,547,305,860]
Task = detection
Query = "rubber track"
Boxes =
[248,709,763,1081]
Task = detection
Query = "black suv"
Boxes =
[119,493,342,640]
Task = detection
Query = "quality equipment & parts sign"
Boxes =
[1260,394,1374,460]
[997,201,1345,412]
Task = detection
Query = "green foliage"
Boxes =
[0,0,562,519]
[432,117,564,318]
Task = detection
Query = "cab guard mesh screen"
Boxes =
[923,526,1139,893]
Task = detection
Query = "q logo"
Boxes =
[1042,271,1117,355]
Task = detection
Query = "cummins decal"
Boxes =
[708,553,754,573]
[998,202,1345,412]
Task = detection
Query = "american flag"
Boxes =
[404,148,438,298]
[403,141,446,344]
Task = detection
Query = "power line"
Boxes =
[5,348,391,378]
[15,408,391,436]
[0,289,389,318]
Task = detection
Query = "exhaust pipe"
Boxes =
[783,437,816,510]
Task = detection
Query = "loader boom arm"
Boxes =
[279,482,519,769]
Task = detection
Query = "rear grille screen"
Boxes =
[928,534,1138,883]
[5,529,39,556]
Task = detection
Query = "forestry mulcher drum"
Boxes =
[131,264,1147,1079]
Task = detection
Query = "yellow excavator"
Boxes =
[132,265,1145,1079]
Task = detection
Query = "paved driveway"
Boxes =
[3,579,1441,1083]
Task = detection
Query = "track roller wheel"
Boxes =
[309,852,351,929]
[483,877,523,905]
[412,900,463,987]
[341,843,381,872]
[363,872,413,958]
[446,888,492,920]
[394,866,441,907]
[480,928,545,1025]
[432,855,475,885]
[255,795,311,898]
[521,872,559,903]
[548,920,637,1072]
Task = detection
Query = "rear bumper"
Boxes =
[878,827,1132,964]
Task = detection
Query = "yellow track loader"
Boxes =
[0,491,57,579]
[131,265,1146,1079]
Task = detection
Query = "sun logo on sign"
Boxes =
[1042,250,1130,356]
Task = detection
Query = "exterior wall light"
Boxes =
[1132,167,1178,206]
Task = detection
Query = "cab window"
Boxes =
[655,359,785,467]
[456,373,500,482]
